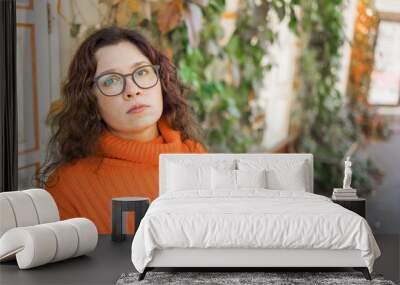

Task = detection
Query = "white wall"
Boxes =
[258,12,300,150]
[375,0,400,13]
[337,0,359,97]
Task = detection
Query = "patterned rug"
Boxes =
[116,271,396,285]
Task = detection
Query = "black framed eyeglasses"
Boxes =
[93,64,160,96]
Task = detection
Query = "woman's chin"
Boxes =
[126,117,157,129]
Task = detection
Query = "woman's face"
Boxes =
[93,41,163,136]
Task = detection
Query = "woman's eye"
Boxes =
[104,79,113,86]
[137,69,149,77]
[102,76,120,86]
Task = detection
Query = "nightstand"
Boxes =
[111,197,150,242]
[332,198,366,218]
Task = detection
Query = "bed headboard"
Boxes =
[159,153,314,195]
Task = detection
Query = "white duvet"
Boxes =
[131,189,381,273]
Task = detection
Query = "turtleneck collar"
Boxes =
[99,116,188,165]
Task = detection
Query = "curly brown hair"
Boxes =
[38,26,206,188]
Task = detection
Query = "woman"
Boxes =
[41,26,208,234]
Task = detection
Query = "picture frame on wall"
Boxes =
[367,12,400,106]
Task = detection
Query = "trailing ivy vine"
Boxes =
[290,0,387,195]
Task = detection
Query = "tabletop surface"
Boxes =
[112,197,149,202]
[0,235,134,285]
[331,198,366,201]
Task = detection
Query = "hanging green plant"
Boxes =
[290,0,387,196]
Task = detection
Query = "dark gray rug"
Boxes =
[116,271,396,285]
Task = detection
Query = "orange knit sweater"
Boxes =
[46,116,207,234]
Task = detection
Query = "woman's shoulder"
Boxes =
[46,157,101,187]
[183,139,208,153]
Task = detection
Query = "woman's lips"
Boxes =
[128,105,149,114]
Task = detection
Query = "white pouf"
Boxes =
[0,189,98,269]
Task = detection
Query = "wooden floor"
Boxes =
[0,234,398,284]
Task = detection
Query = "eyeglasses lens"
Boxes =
[98,74,124,96]
[97,66,159,96]
[133,66,158,89]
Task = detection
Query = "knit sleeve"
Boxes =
[45,167,80,220]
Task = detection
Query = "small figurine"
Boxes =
[342,156,352,189]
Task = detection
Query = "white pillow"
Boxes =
[211,168,268,190]
[166,158,236,170]
[267,166,307,191]
[237,159,308,191]
[167,162,212,191]
[236,169,267,188]
[211,168,237,190]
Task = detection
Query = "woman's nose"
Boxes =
[123,77,141,99]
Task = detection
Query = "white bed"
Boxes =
[131,153,381,281]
